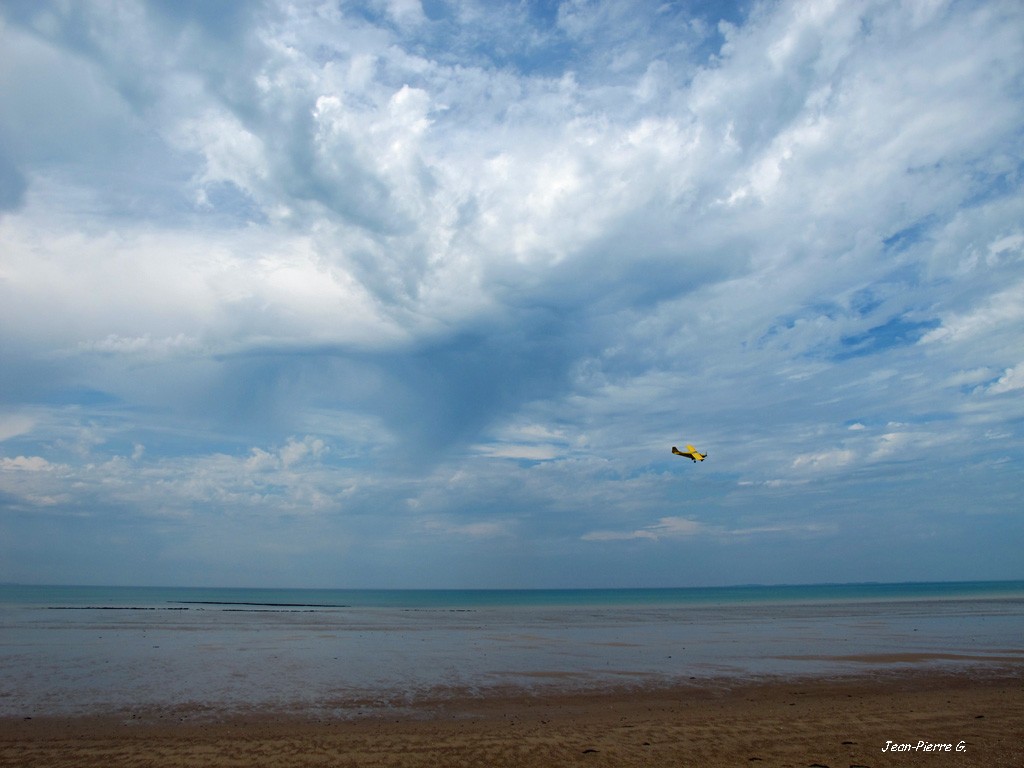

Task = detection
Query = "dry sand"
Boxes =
[2,671,1021,767]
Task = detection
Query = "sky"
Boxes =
[0,0,1022,589]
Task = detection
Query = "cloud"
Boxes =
[0,455,54,472]
[420,518,512,539]
[0,151,27,213]
[922,282,1024,346]
[472,422,574,461]
[581,515,833,543]
[76,333,202,359]
[583,516,703,542]
[791,449,856,473]
[0,414,35,442]
[473,444,561,461]
[985,363,1024,395]
[1,0,1022,586]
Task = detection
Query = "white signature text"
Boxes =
[883,740,967,753]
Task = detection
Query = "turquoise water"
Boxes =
[1,581,1022,718]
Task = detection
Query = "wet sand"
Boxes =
[2,670,1021,767]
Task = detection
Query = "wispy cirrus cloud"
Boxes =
[582,516,703,542]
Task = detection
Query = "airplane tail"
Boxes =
[673,445,707,461]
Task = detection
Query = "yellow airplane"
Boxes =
[672,444,707,462]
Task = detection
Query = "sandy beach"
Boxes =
[2,670,1021,768]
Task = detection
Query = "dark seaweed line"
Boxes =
[44,601,349,610]
[47,606,190,610]
[171,601,349,608]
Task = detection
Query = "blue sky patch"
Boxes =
[834,316,941,361]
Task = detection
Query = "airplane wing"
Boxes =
[672,445,705,461]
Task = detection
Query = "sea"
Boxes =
[1,581,1022,719]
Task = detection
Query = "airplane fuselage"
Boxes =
[672,445,706,462]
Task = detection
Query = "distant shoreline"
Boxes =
[5,578,1024,610]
